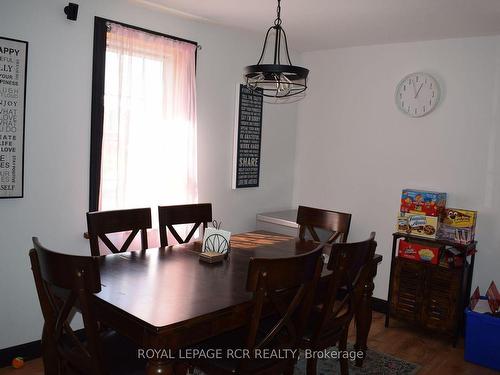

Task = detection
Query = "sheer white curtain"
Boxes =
[99,23,198,248]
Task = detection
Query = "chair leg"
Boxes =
[174,362,189,375]
[41,324,61,375]
[339,327,348,351]
[339,328,349,375]
[284,358,296,375]
[306,357,317,375]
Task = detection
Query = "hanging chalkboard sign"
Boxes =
[232,84,263,189]
[0,36,28,199]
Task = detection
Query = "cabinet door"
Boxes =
[420,267,461,332]
[391,259,425,323]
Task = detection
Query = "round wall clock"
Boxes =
[395,72,440,117]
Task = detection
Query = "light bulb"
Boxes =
[275,73,291,96]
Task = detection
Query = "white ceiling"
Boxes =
[134,0,500,52]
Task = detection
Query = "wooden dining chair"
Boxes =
[300,233,377,375]
[29,237,145,375]
[158,203,212,247]
[188,244,325,375]
[86,207,152,256]
[297,205,352,243]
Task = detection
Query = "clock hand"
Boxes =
[412,80,417,97]
[415,83,424,98]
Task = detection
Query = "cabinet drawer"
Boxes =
[390,259,425,323]
[421,267,462,331]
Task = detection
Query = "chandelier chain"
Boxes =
[274,0,282,26]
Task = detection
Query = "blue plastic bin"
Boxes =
[464,306,500,371]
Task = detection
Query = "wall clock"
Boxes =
[395,72,440,117]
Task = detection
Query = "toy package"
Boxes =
[400,189,447,217]
[439,246,464,268]
[442,208,477,227]
[438,208,477,244]
[397,212,439,239]
[398,239,441,264]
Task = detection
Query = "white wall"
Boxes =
[0,0,297,349]
[294,36,500,300]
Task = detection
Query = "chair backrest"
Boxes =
[296,205,352,243]
[311,233,377,342]
[86,208,152,256]
[240,244,325,371]
[29,237,106,375]
[158,203,212,247]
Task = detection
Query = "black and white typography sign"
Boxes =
[0,37,27,198]
[232,85,263,189]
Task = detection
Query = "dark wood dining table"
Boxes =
[86,231,382,374]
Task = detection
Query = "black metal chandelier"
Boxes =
[244,0,309,103]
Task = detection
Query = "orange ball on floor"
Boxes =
[12,357,24,369]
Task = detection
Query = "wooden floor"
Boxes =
[0,312,496,374]
[364,313,497,375]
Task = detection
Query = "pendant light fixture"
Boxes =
[244,0,309,103]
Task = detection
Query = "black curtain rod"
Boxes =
[96,16,199,48]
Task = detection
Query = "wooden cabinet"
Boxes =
[386,233,476,346]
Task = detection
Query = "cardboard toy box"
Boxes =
[438,208,477,244]
[398,239,441,264]
[442,208,477,227]
[400,189,447,217]
[397,212,440,239]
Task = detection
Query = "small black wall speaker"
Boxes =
[64,3,79,21]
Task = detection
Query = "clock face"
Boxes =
[395,72,440,117]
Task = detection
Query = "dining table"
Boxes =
[48,231,382,374]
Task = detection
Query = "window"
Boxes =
[89,18,198,246]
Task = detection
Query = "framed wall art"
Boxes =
[0,36,28,198]
[232,84,263,189]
